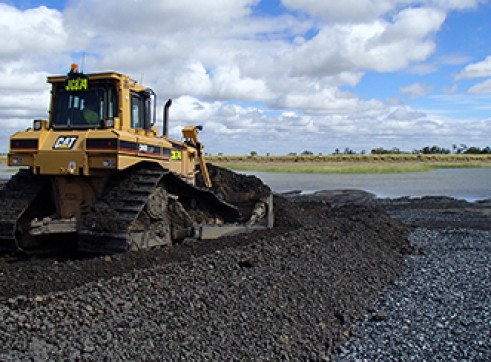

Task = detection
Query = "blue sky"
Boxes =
[0,0,490,154]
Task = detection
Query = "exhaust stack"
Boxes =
[163,99,172,136]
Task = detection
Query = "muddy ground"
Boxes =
[0,167,489,360]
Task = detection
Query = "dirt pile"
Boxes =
[196,164,271,219]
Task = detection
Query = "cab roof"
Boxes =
[47,70,146,92]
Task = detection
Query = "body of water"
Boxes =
[246,168,491,201]
[0,167,18,180]
[2,167,490,201]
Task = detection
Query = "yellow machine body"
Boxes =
[1,66,270,254]
[8,69,199,182]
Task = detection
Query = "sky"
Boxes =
[0,0,490,155]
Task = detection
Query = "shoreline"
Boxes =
[209,157,491,174]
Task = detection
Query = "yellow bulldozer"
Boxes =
[1,64,273,254]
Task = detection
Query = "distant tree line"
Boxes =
[370,147,404,154]
[451,144,491,154]
[220,144,491,157]
[370,144,491,155]
[370,145,451,154]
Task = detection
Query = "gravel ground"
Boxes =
[1,179,489,360]
[336,202,491,361]
[0,194,409,361]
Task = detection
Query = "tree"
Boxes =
[463,146,491,154]
[464,147,482,154]
[420,145,450,154]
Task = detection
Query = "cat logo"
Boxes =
[53,136,78,150]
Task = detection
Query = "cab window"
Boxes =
[131,91,153,130]
[51,82,118,129]
[131,93,141,129]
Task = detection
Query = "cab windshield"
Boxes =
[51,82,118,129]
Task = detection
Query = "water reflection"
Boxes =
[245,168,491,201]
[0,166,20,180]
[1,166,490,201]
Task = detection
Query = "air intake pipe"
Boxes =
[163,99,172,136]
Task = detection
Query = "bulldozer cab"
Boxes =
[51,64,156,133]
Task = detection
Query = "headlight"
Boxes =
[33,119,42,130]
[105,118,114,128]
[12,157,23,165]
[33,119,47,131]
[102,160,115,167]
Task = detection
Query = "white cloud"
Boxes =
[0,61,48,92]
[455,55,491,95]
[211,66,272,101]
[282,0,399,22]
[172,62,212,97]
[0,91,49,118]
[376,7,445,42]
[428,0,484,10]
[64,0,259,36]
[58,0,448,115]
[0,0,489,154]
[456,55,491,80]
[467,78,491,94]
[442,84,459,94]
[164,95,482,155]
[0,3,73,143]
[282,0,483,23]
[386,106,427,120]
[287,7,445,78]
[0,4,67,59]
[400,83,433,98]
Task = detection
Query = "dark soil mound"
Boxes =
[196,163,271,219]
[197,163,271,202]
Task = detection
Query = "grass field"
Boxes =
[207,154,491,174]
[2,154,490,174]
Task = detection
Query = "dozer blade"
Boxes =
[197,194,274,239]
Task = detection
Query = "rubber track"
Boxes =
[0,170,48,252]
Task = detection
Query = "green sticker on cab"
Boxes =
[65,77,88,92]
[171,150,182,160]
